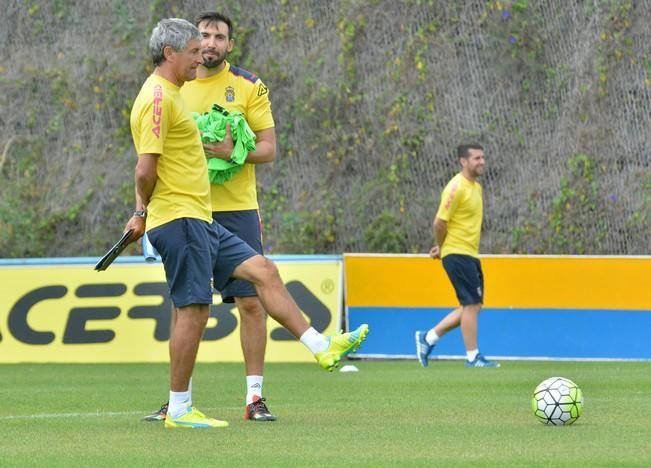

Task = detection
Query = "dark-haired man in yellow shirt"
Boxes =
[182,11,277,421]
[415,143,500,368]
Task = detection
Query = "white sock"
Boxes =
[246,375,264,405]
[425,329,440,346]
[188,377,193,406]
[168,389,191,419]
[300,327,329,354]
[466,349,479,362]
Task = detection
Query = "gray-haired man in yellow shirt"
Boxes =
[128,18,369,429]
[415,143,500,368]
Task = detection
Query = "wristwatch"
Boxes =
[133,209,147,219]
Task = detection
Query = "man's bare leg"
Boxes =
[169,304,209,391]
[236,296,267,376]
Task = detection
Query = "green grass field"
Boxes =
[3,360,651,466]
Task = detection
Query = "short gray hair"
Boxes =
[149,18,201,66]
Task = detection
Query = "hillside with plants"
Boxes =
[0,0,649,257]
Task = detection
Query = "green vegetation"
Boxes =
[0,1,649,256]
[512,153,613,254]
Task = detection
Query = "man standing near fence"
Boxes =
[185,11,279,421]
[415,143,500,368]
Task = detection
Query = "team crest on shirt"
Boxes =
[225,86,235,102]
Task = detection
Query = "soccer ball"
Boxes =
[531,377,583,425]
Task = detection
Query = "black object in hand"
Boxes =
[94,229,134,271]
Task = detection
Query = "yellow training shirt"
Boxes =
[130,74,212,230]
[180,61,275,211]
[435,173,483,258]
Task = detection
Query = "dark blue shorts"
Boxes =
[213,210,263,303]
[147,218,257,308]
[442,254,484,306]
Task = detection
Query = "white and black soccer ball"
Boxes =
[531,376,584,425]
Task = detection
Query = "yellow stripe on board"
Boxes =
[345,255,456,307]
[344,254,651,310]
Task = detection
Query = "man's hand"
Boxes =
[429,245,441,259]
[124,216,146,244]
[204,123,234,160]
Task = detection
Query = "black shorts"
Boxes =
[212,210,263,303]
[442,254,484,306]
[147,218,257,308]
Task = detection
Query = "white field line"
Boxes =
[0,410,143,421]
[0,406,237,421]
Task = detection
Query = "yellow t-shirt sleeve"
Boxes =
[246,79,275,132]
[436,179,462,222]
[134,84,170,155]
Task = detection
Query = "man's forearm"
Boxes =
[204,127,276,164]
[245,127,276,164]
[433,218,447,248]
[135,183,154,211]
[134,154,158,211]
[244,140,275,164]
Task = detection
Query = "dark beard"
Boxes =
[202,56,224,69]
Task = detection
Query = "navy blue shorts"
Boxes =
[213,210,263,303]
[442,254,484,306]
[147,218,257,308]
